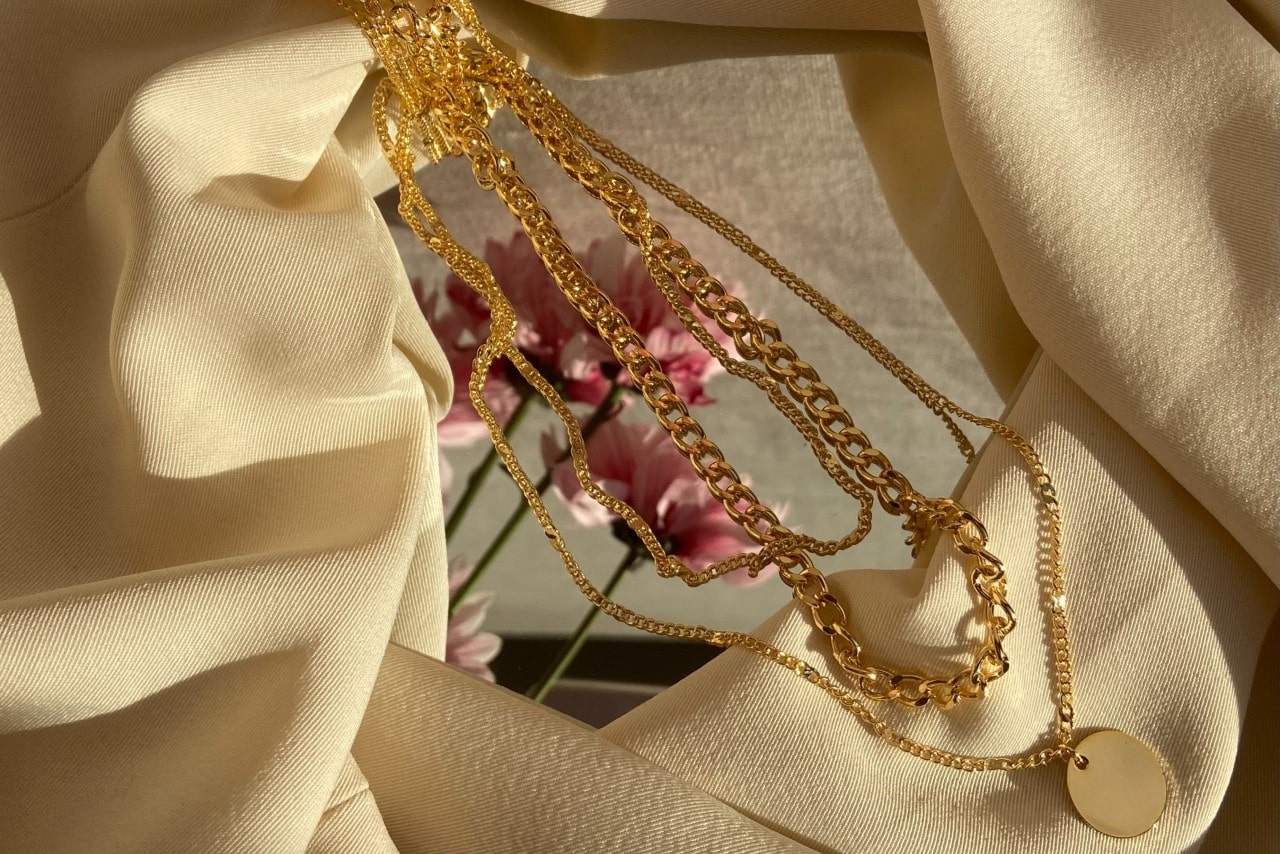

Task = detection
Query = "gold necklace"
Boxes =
[341,0,1168,837]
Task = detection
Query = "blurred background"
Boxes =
[381,53,1002,709]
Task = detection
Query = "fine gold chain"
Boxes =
[344,0,1083,771]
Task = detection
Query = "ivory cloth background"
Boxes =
[0,1,1276,853]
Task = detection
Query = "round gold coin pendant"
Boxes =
[1067,730,1167,838]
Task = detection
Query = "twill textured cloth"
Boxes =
[0,0,1276,852]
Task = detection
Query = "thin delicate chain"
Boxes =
[343,0,1082,769]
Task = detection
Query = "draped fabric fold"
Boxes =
[1,1,1275,852]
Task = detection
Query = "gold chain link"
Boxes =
[343,0,1082,770]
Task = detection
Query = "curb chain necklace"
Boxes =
[340,0,1168,837]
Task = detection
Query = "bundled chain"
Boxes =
[342,0,1080,768]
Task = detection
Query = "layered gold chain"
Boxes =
[344,0,1082,769]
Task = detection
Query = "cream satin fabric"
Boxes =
[1,1,1276,852]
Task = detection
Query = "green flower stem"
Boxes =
[577,380,628,441]
[444,391,538,540]
[447,470,546,613]
[525,544,643,702]
[447,380,626,614]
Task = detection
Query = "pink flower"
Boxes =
[436,231,733,409]
[446,558,502,681]
[580,237,731,406]
[442,233,611,405]
[415,278,522,448]
[543,420,775,586]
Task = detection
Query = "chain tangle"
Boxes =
[342,0,1082,770]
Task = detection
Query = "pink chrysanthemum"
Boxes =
[433,231,735,410]
[577,237,731,406]
[414,278,521,448]
[446,558,502,681]
[543,420,776,587]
